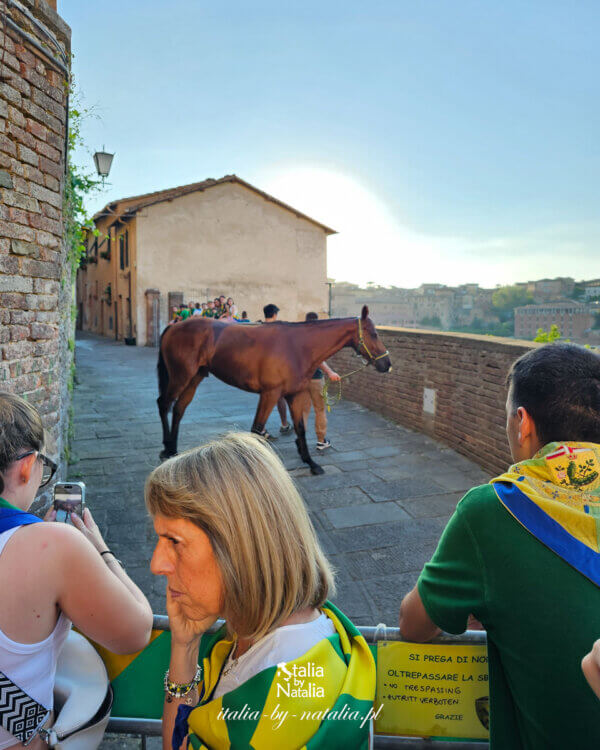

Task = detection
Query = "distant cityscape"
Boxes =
[331,277,600,344]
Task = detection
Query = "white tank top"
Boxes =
[0,526,71,750]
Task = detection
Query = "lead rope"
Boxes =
[321,318,389,412]
[322,361,369,412]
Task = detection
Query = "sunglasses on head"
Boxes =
[15,450,58,488]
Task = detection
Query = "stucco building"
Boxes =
[514,301,594,341]
[76,175,335,345]
[583,280,600,300]
[331,282,496,330]
[525,277,575,302]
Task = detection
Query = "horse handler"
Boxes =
[263,303,293,434]
[303,312,340,450]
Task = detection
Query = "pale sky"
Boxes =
[63,0,600,289]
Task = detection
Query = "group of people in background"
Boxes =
[170,295,250,325]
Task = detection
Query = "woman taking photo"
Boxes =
[147,432,376,750]
[0,392,153,750]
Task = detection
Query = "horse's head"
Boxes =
[352,305,392,373]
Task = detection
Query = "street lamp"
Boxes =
[93,147,114,185]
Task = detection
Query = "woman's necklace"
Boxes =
[221,639,240,678]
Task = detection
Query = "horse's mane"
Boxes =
[264,317,358,327]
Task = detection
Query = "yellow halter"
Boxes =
[321,318,389,411]
[357,317,389,363]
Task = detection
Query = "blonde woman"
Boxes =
[147,433,375,750]
[0,393,153,750]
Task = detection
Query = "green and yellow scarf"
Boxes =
[177,601,375,750]
[491,442,600,586]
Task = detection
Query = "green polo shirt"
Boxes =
[418,484,600,749]
[179,308,191,320]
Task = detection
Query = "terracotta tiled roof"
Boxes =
[93,174,337,234]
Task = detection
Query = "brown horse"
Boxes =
[157,305,391,474]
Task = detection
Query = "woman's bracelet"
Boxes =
[164,664,202,699]
[100,549,125,569]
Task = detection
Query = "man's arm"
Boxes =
[399,585,442,642]
[399,489,488,640]
[582,639,600,699]
[321,361,340,381]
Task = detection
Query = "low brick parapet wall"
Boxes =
[329,327,536,476]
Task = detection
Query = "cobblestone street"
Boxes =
[71,331,490,629]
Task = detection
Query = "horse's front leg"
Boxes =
[251,390,282,438]
[287,391,324,476]
[166,370,206,458]
[158,394,173,459]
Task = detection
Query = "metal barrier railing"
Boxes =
[106,616,490,749]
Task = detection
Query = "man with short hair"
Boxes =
[399,343,600,749]
[303,311,340,450]
[263,303,279,322]
[263,303,292,433]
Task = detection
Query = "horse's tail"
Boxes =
[157,327,170,404]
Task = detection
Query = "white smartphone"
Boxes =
[52,481,85,523]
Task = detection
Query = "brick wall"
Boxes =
[329,327,535,476]
[0,0,71,495]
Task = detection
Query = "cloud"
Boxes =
[260,165,600,288]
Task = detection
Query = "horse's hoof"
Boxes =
[310,464,325,476]
[252,429,277,441]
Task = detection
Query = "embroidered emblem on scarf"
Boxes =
[491,442,600,586]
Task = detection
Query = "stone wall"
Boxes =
[0,0,71,496]
[329,327,535,476]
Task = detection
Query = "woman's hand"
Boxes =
[167,588,218,649]
[70,508,109,554]
[467,614,485,631]
[44,505,57,522]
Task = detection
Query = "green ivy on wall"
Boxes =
[62,70,102,462]
[63,81,102,282]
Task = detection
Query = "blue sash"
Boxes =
[0,503,42,534]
